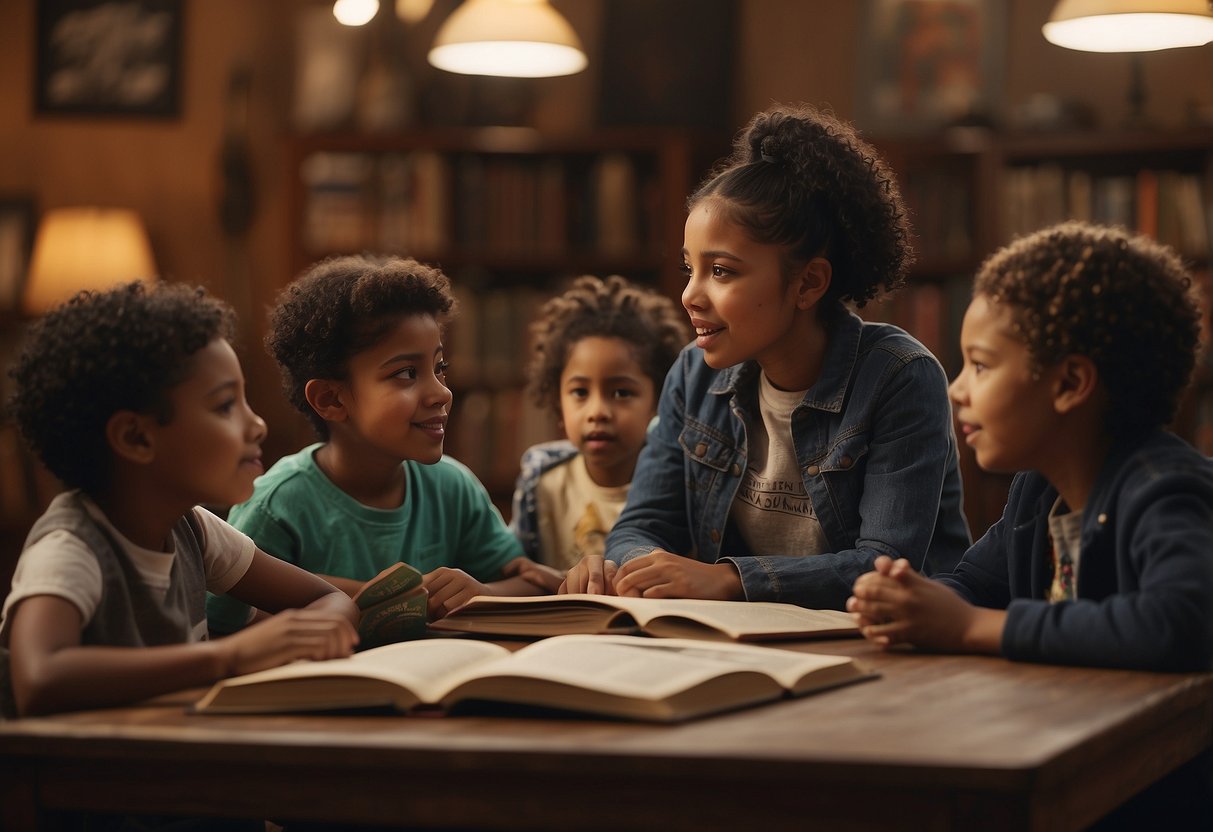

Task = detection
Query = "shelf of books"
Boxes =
[997,131,1212,267]
[287,128,726,509]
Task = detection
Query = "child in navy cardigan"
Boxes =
[849,222,1213,673]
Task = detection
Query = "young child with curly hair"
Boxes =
[1,282,359,718]
[508,275,688,586]
[205,255,543,629]
[849,222,1213,671]
[561,103,971,606]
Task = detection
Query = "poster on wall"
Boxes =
[34,0,183,117]
[855,0,1003,135]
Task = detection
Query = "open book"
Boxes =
[428,594,858,642]
[353,562,428,648]
[193,634,871,722]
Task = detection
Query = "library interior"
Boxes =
[1,0,1213,827]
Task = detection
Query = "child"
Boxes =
[509,274,689,585]
[849,221,1213,672]
[561,103,971,607]
[205,254,543,630]
[0,282,359,718]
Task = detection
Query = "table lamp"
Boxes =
[21,207,157,316]
[427,0,587,78]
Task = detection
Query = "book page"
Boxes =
[437,594,856,640]
[440,634,854,701]
[614,598,858,640]
[196,639,509,712]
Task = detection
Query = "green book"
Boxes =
[352,563,428,648]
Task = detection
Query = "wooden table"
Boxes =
[2,638,1211,831]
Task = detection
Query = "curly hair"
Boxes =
[7,281,235,496]
[527,275,690,415]
[688,103,914,311]
[268,254,455,439]
[975,221,1201,439]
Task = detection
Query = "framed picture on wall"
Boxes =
[34,0,183,117]
[855,0,1004,135]
[0,198,36,312]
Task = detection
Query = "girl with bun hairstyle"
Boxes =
[561,103,971,608]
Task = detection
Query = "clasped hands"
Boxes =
[847,555,1003,654]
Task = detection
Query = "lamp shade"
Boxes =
[22,207,157,316]
[1043,0,1213,51]
[428,0,587,77]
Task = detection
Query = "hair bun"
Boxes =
[759,135,782,164]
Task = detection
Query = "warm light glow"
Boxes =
[428,0,587,77]
[396,0,434,24]
[23,207,157,316]
[333,0,379,26]
[1043,0,1213,51]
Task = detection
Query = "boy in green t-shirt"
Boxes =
[207,255,543,634]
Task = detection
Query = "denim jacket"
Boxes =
[509,440,579,560]
[935,430,1213,671]
[606,307,970,609]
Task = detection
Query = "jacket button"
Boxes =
[1097,513,1108,525]
[806,465,820,476]
[710,529,721,543]
[695,442,707,457]
[730,463,741,476]
[839,455,853,469]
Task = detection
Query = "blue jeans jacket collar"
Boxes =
[707,305,861,416]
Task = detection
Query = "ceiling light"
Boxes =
[1043,0,1213,52]
[428,0,587,78]
[333,0,380,27]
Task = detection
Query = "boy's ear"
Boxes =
[304,379,348,423]
[106,411,156,464]
[1051,355,1100,415]
[793,257,832,310]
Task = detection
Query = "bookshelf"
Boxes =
[870,128,1213,538]
[287,128,726,508]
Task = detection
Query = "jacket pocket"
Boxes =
[813,433,870,475]
[679,418,740,494]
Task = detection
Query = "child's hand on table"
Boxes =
[217,609,358,676]
[559,555,618,595]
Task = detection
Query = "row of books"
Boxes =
[440,280,556,496]
[445,386,559,499]
[300,150,659,260]
[1001,165,1211,258]
[900,166,977,265]
[444,281,546,389]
